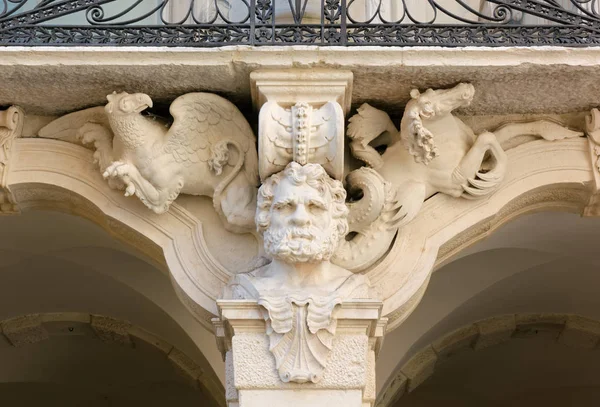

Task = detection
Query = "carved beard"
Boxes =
[263,225,339,264]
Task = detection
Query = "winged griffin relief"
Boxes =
[39,92,258,234]
[334,83,583,272]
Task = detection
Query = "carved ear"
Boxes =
[410,89,421,99]
[106,91,117,103]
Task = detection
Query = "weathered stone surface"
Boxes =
[1,314,48,347]
[514,313,568,340]
[559,315,600,349]
[400,345,437,392]
[90,314,132,346]
[432,324,479,362]
[3,47,600,117]
[474,315,516,350]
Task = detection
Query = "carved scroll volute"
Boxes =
[0,106,24,214]
[258,100,345,181]
[251,69,353,182]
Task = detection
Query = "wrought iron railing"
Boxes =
[1,0,600,47]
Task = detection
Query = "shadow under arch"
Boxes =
[371,136,596,330]
[7,138,229,329]
[378,312,600,407]
[0,312,224,406]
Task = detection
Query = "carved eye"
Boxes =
[308,202,325,213]
[274,202,293,211]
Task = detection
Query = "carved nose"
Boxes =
[290,204,310,226]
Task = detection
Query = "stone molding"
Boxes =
[3,122,596,336]
[376,313,600,407]
[0,312,224,406]
[7,138,225,330]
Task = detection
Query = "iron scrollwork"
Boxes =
[0,0,600,46]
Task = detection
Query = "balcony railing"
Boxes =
[1,0,600,47]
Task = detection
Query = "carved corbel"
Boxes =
[0,106,24,214]
[250,69,352,181]
[584,108,600,216]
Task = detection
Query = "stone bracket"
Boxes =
[250,69,353,114]
[584,108,600,216]
[250,69,353,181]
[0,106,24,215]
[214,299,386,407]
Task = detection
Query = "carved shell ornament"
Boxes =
[38,91,259,234]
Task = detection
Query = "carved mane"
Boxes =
[401,91,439,165]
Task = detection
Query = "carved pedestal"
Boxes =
[214,300,386,407]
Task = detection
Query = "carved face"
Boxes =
[264,177,338,264]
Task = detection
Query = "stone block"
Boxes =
[400,345,437,392]
[514,313,567,340]
[90,314,132,346]
[168,348,204,386]
[474,315,516,350]
[128,325,172,355]
[559,315,600,349]
[432,324,478,362]
[1,314,48,346]
[376,373,408,407]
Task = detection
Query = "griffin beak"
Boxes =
[135,94,153,112]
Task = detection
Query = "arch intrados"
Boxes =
[0,312,224,406]
[378,313,600,407]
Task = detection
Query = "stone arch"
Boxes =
[0,312,224,406]
[377,313,600,407]
[371,136,596,330]
[7,138,231,329]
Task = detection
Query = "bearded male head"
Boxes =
[256,162,349,263]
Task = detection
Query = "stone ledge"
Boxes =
[2,46,600,116]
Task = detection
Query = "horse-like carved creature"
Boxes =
[39,92,259,234]
[334,83,582,272]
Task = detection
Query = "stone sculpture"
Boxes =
[258,101,344,181]
[0,106,24,214]
[337,83,583,272]
[224,162,370,383]
[38,92,259,233]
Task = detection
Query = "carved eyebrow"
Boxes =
[272,198,295,209]
[307,198,327,209]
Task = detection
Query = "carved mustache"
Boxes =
[284,227,316,241]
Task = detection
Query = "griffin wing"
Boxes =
[165,93,257,178]
[38,106,110,144]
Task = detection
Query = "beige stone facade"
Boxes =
[3,7,600,404]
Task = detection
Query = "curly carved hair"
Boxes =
[256,162,349,238]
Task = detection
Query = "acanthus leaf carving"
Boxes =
[0,105,24,214]
[38,92,259,234]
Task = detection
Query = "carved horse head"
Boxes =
[402,83,475,165]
